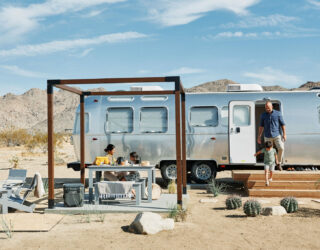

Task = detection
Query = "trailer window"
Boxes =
[74,113,89,134]
[106,108,133,133]
[233,105,250,126]
[221,106,229,127]
[190,106,218,127]
[140,107,168,133]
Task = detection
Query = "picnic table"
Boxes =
[88,165,156,203]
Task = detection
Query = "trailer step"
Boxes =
[248,189,320,198]
[246,180,320,190]
[232,171,320,182]
[232,170,320,197]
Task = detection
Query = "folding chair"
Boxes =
[0,174,37,214]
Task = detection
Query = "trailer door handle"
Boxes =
[236,127,240,133]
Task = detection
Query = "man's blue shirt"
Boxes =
[260,110,285,138]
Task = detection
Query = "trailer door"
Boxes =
[229,101,256,164]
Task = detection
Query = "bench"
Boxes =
[94,181,142,205]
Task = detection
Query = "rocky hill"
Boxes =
[0,81,319,133]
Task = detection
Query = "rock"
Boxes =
[257,199,270,204]
[199,198,218,203]
[129,212,174,235]
[262,206,287,216]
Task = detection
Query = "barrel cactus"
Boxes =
[243,200,261,217]
[226,196,242,210]
[280,197,298,213]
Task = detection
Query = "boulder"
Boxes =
[262,206,287,216]
[129,212,174,235]
[199,198,218,203]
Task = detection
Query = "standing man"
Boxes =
[258,101,286,171]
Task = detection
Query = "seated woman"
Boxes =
[103,144,118,181]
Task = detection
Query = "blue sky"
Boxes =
[0,0,320,95]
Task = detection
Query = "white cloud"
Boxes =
[166,67,205,75]
[244,67,301,86]
[308,0,320,8]
[82,9,106,18]
[0,0,126,42]
[0,32,147,57]
[0,65,47,78]
[207,31,292,39]
[222,14,298,29]
[144,0,259,27]
[137,69,151,74]
[78,48,94,57]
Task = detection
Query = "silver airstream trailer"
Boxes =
[68,84,320,183]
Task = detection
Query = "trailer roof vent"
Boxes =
[130,86,164,91]
[227,84,263,92]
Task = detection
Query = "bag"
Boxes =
[94,156,110,166]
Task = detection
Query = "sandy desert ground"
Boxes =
[0,142,320,250]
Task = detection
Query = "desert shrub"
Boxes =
[168,205,187,222]
[25,131,65,152]
[226,196,242,210]
[243,200,261,217]
[1,216,14,238]
[207,180,227,197]
[0,128,65,152]
[9,156,20,168]
[280,197,298,213]
[0,128,31,147]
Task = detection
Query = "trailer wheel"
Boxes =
[161,163,177,181]
[191,162,215,184]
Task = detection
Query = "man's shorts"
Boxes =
[264,164,275,171]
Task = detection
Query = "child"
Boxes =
[254,141,279,186]
[116,157,128,181]
[124,152,141,181]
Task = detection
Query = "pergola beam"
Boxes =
[54,84,83,95]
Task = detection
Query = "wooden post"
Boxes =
[80,95,85,185]
[175,89,182,205]
[181,92,187,194]
[47,82,55,208]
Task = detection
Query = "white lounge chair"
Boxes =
[0,175,37,214]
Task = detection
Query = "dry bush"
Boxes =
[25,131,66,153]
[9,156,20,168]
[0,128,67,153]
[0,128,31,147]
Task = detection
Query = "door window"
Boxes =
[233,105,250,126]
[106,107,133,133]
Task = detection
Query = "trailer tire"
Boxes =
[161,163,177,181]
[191,162,215,184]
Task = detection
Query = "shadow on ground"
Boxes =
[290,208,320,218]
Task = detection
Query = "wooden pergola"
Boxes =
[47,76,187,208]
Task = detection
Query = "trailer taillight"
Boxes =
[94,99,99,103]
